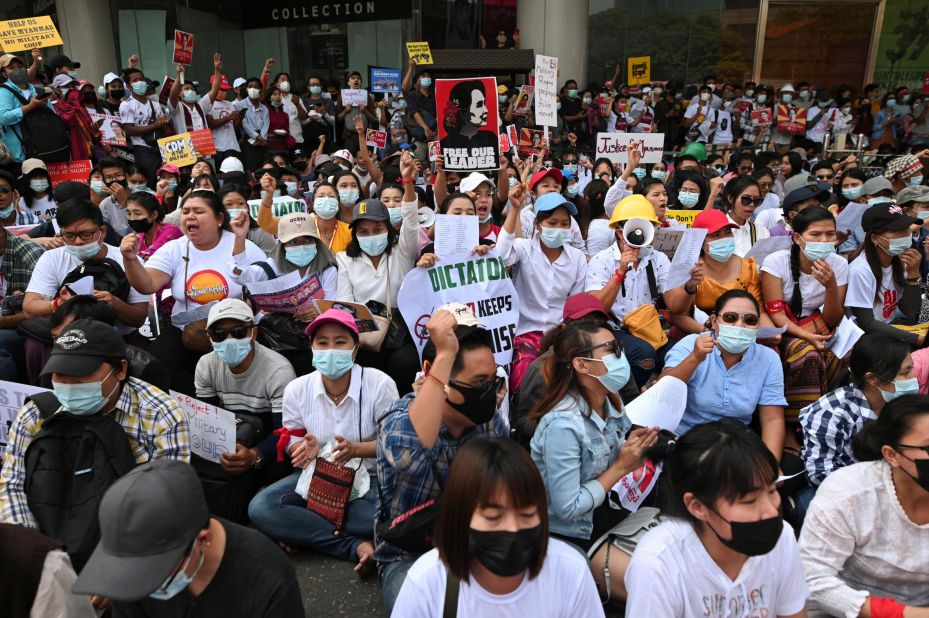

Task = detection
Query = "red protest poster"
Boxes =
[189,129,216,156]
[518,127,544,157]
[158,76,175,106]
[751,108,772,125]
[47,160,92,188]
[513,85,533,115]
[499,131,510,153]
[506,124,518,150]
[173,30,194,65]
[436,77,500,171]
[776,104,807,135]
[365,129,387,149]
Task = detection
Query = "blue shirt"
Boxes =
[0,83,55,163]
[236,98,269,139]
[664,333,787,434]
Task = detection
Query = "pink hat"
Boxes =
[304,308,360,340]
[157,164,181,176]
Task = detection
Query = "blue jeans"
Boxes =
[0,328,25,382]
[379,558,416,615]
[248,469,377,562]
[617,330,673,388]
[794,484,817,526]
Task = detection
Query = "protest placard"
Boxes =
[653,228,708,290]
[311,299,380,333]
[406,41,433,65]
[0,380,49,456]
[434,214,479,256]
[428,141,440,162]
[777,104,807,135]
[366,129,387,149]
[173,30,194,65]
[534,54,558,127]
[513,85,533,115]
[90,113,127,147]
[614,460,663,512]
[157,133,197,167]
[189,128,217,156]
[595,132,664,164]
[247,195,307,220]
[246,270,323,315]
[0,16,62,52]
[370,67,401,94]
[397,252,520,365]
[627,55,651,85]
[506,125,519,156]
[341,88,368,107]
[169,391,236,463]
[665,209,699,227]
[751,108,772,125]
[518,127,544,158]
[47,160,92,188]
[436,77,500,172]
[499,132,511,153]
[158,76,175,106]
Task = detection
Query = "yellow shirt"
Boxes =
[257,208,352,254]
[694,257,763,313]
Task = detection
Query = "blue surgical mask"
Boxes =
[652,170,666,181]
[480,212,494,224]
[887,99,897,108]
[867,197,889,207]
[312,348,355,379]
[591,352,631,393]
[260,189,281,199]
[878,235,912,257]
[29,179,49,193]
[309,85,322,95]
[212,337,252,366]
[917,211,929,222]
[419,77,432,89]
[226,208,244,221]
[756,94,767,104]
[910,175,924,187]
[706,237,736,262]
[566,184,579,198]
[358,232,388,256]
[678,190,700,208]
[781,93,793,104]
[716,324,757,354]
[388,207,403,226]
[881,377,919,402]
[65,239,102,261]
[564,164,578,174]
[508,177,517,189]
[96,85,106,98]
[90,180,107,196]
[842,186,862,201]
[339,188,359,205]
[131,81,149,96]
[633,167,646,180]
[150,546,205,600]
[285,181,299,197]
[567,89,578,98]
[285,244,317,267]
[0,204,14,219]
[802,240,836,261]
[52,369,116,416]
[314,196,339,219]
[539,227,570,249]
[166,180,178,192]
[182,90,199,103]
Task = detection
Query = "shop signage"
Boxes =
[243,0,412,28]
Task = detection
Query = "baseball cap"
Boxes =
[102,72,121,86]
[896,185,929,206]
[783,186,829,213]
[232,77,246,89]
[861,202,921,232]
[41,319,127,377]
[51,73,78,89]
[563,293,609,322]
[440,302,481,326]
[54,180,90,203]
[48,54,80,69]
[885,154,923,180]
[497,84,509,95]
[305,308,360,340]
[783,173,829,196]
[278,212,319,244]
[0,54,20,69]
[681,142,707,162]
[206,298,254,328]
[157,164,181,176]
[610,194,658,228]
[460,172,495,193]
[20,158,47,177]
[219,157,244,174]
[72,459,210,601]
[333,149,355,165]
[534,192,578,216]
[209,73,232,90]
[861,176,895,198]
[418,206,436,228]
[350,199,390,227]
[693,208,739,235]
[529,168,564,191]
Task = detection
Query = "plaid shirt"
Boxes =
[0,377,190,528]
[739,103,773,145]
[1,229,44,311]
[374,393,508,563]
[799,386,877,486]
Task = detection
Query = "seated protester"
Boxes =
[459,172,503,242]
[624,420,809,617]
[667,170,718,212]
[663,290,787,462]
[529,320,657,604]
[519,168,586,251]
[275,181,352,253]
[72,459,305,617]
[498,189,587,389]
[17,158,57,221]
[195,300,295,493]
[846,202,923,345]
[833,167,868,216]
[764,177,833,238]
[761,207,849,438]
[249,309,398,575]
[96,158,136,237]
[583,179,613,256]
[331,168,365,223]
[0,168,39,227]
[277,166,304,200]
[799,395,929,616]
[800,334,913,487]
[750,166,780,216]
[392,438,605,617]
[602,140,646,217]
[375,310,508,614]
[723,176,770,257]
[126,190,183,260]
[838,175,895,254]
[166,56,222,136]
[897,185,929,284]
[120,190,266,396]
[586,195,693,388]
[417,193,495,256]
[0,319,188,548]
[218,183,276,256]
[379,182,406,230]
[189,173,216,193]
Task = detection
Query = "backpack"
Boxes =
[23,392,136,570]
[0,84,70,162]
[246,262,310,352]
[59,258,131,301]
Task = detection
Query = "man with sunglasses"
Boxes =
[755,173,831,237]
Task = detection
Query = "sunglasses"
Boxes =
[718,311,760,326]
[579,339,623,357]
[207,325,253,342]
[896,443,929,456]
[739,195,764,207]
[816,174,835,180]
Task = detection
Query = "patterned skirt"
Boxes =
[780,333,848,423]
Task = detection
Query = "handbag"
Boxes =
[621,261,668,350]
[359,262,392,352]
[375,452,444,553]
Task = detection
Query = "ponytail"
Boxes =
[788,243,803,319]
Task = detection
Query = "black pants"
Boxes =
[356,338,420,395]
[149,325,204,396]
[240,141,268,172]
[132,145,162,188]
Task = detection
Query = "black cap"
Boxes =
[350,199,390,227]
[783,186,830,214]
[47,54,80,69]
[292,147,306,158]
[41,319,127,377]
[54,180,90,203]
[861,202,922,232]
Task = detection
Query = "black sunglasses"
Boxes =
[207,325,253,343]
[739,195,764,207]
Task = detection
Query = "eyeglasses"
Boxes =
[816,173,835,181]
[718,311,760,326]
[207,325,253,342]
[739,195,764,207]
[60,229,100,243]
[737,166,754,173]
[579,339,622,357]
[895,444,929,456]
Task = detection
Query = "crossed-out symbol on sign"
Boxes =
[414,314,431,341]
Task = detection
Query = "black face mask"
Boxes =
[127,218,153,233]
[469,525,542,577]
[708,511,782,557]
[81,91,97,105]
[239,87,248,99]
[109,89,125,100]
[897,450,929,494]
[112,178,129,189]
[293,160,308,172]
[447,376,501,425]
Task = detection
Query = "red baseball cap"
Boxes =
[529,168,564,191]
[563,293,609,322]
[210,73,232,90]
[304,308,360,341]
[693,209,738,236]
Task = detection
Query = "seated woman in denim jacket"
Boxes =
[529,320,658,605]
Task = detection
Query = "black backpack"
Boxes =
[59,258,131,302]
[0,84,70,162]
[23,392,136,570]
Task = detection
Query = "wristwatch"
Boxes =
[251,450,264,469]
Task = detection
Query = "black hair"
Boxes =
[837,168,868,207]
[126,191,164,221]
[184,190,229,230]
[751,166,775,183]
[673,170,709,209]
[753,151,778,170]
[18,166,52,210]
[713,288,760,316]
[811,160,835,175]
[421,324,495,377]
[97,158,125,174]
[787,207,835,317]
[50,295,116,329]
[443,80,488,134]
[782,151,804,178]
[853,394,929,461]
[0,168,16,188]
[637,177,666,197]
[593,157,615,181]
[438,192,475,214]
[56,198,103,229]
[191,173,216,191]
[864,228,905,303]
[722,176,760,210]
[849,333,911,389]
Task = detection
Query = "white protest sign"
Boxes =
[341,88,368,107]
[247,195,307,220]
[169,391,236,463]
[0,381,49,456]
[534,54,559,128]
[595,132,664,164]
[434,214,479,256]
[397,252,520,365]
[624,375,688,432]
[652,228,707,291]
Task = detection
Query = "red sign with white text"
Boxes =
[47,160,92,188]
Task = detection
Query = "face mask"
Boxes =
[294,160,309,172]
[388,207,403,226]
[0,204,14,219]
[716,324,757,354]
[110,88,125,99]
[633,167,646,180]
[841,107,851,115]
[918,211,929,222]
[212,337,252,367]
[309,85,322,95]
[896,451,929,493]
[447,378,499,425]
[271,101,283,108]
[539,227,570,249]
[842,186,862,201]
[395,99,407,110]
[781,93,793,104]
[165,180,178,192]
[745,89,755,98]
[867,197,887,207]
[225,208,244,222]
[260,189,281,200]
[880,376,919,402]
[700,92,710,103]
[678,191,700,208]
[566,184,579,198]
[150,546,205,600]
[314,196,339,219]
[29,179,49,193]
[128,218,153,233]
[286,243,317,266]
[564,164,578,175]
[182,90,199,103]
[419,77,432,88]
[65,239,102,260]
[799,90,810,100]
[90,180,107,196]
[709,512,783,557]
[358,232,388,256]
[582,96,593,105]
[279,81,290,93]
[902,94,911,103]
[887,99,897,108]
[131,81,149,96]
[247,87,260,100]
[338,188,359,204]
[285,181,299,197]
[52,369,116,416]
[652,170,666,181]
[588,352,631,393]
[96,85,106,98]
[480,212,494,224]
[508,177,518,189]
[311,348,355,379]
[801,240,835,261]
[567,89,578,98]
[468,525,542,577]
[707,84,716,92]
[7,68,27,84]
[878,235,911,257]
[910,176,924,186]
[756,94,767,104]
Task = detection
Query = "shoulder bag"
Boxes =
[359,261,392,352]
[621,261,668,350]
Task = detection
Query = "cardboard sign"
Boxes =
[157,133,198,167]
[91,113,127,147]
[173,29,194,65]
[0,380,49,456]
[189,128,217,156]
[627,55,651,85]
[534,54,559,127]
[341,88,368,107]
[366,128,388,149]
[247,195,307,220]
[595,132,664,164]
[513,85,533,115]
[0,16,63,52]
[518,127,544,157]
[498,132,511,153]
[436,77,500,172]
[370,67,401,94]
[406,41,433,65]
[169,391,236,463]
[776,104,807,135]
[397,252,520,365]
[47,160,92,188]
[664,209,698,227]
[750,108,772,125]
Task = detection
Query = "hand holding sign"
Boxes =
[426,309,460,357]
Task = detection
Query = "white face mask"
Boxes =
[279,81,290,93]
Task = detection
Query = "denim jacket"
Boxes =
[530,393,631,539]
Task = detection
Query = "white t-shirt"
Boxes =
[624,518,808,618]
[753,206,782,231]
[391,540,605,618]
[145,231,266,320]
[586,218,614,256]
[701,108,734,144]
[119,96,167,148]
[209,99,240,152]
[586,244,671,319]
[19,194,56,220]
[168,94,212,135]
[281,93,304,144]
[760,249,849,317]
[845,252,903,323]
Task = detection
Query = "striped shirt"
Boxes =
[799,386,877,486]
[0,377,190,528]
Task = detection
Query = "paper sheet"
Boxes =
[169,391,236,463]
[756,325,787,340]
[246,271,323,315]
[745,236,792,266]
[624,375,688,432]
[170,301,216,328]
[655,228,707,291]
[433,214,479,256]
[835,202,869,235]
[827,316,864,359]
[67,276,94,296]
